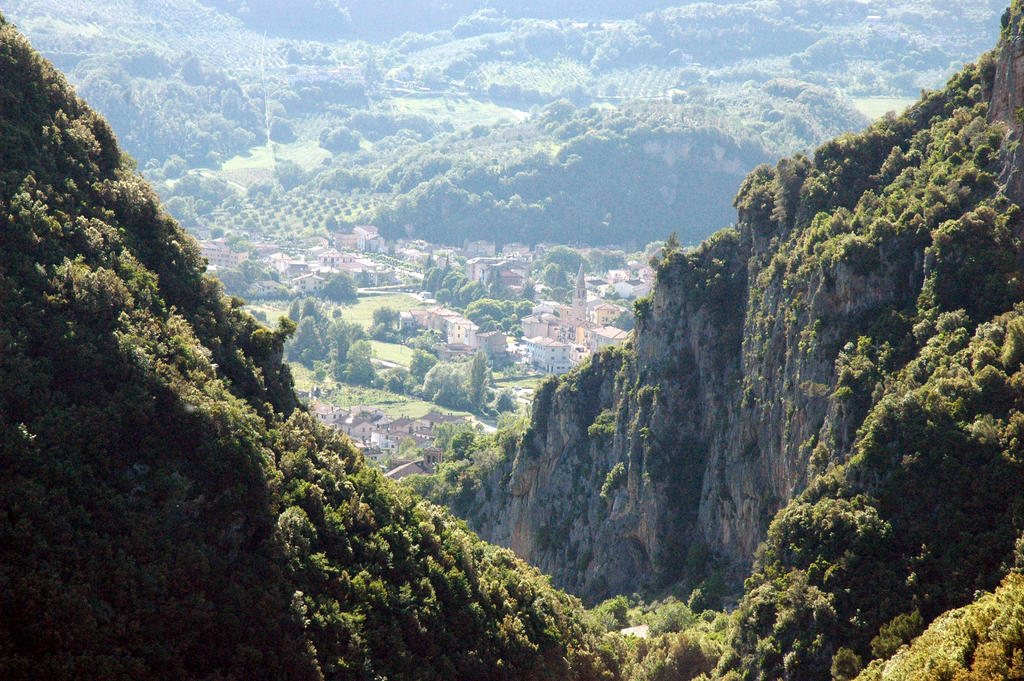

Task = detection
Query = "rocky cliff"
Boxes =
[437,10,1024,607]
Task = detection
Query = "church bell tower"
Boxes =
[572,263,586,322]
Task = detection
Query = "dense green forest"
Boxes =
[3,0,1004,247]
[13,3,1024,681]
[0,22,797,681]
[0,17,630,679]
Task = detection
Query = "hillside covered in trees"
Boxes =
[0,16,628,680]
[14,3,1024,681]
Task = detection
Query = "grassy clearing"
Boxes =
[369,340,415,366]
[221,144,274,173]
[341,292,425,328]
[247,292,426,331]
[327,385,474,419]
[851,96,917,120]
[220,138,332,176]
[493,372,546,391]
[246,301,290,324]
[276,139,332,168]
[293,371,472,419]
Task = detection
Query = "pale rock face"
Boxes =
[455,201,932,603]
[453,31,1021,603]
[991,22,1024,202]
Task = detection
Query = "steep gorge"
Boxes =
[436,3,1024,616]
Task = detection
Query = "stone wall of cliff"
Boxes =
[445,29,1017,605]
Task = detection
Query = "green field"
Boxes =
[220,138,333,180]
[851,96,917,120]
[248,292,426,332]
[289,362,474,420]
[247,301,290,324]
[369,340,416,366]
[328,385,475,419]
[493,372,546,391]
[343,292,425,328]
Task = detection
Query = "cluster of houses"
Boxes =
[202,225,650,373]
[455,242,656,304]
[310,402,473,479]
[400,306,511,363]
[387,267,634,375]
[464,256,529,290]
[199,225,398,297]
[201,225,654,303]
[519,266,633,373]
[391,267,635,374]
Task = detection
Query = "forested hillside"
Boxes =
[13,3,1024,681]
[3,0,1003,247]
[0,16,625,680]
[414,2,1024,679]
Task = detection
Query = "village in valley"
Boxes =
[198,223,653,478]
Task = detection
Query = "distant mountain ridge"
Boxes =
[4,0,999,252]
[198,0,684,39]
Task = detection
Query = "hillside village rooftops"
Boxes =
[417,412,467,426]
[387,417,416,432]
[346,415,377,427]
[594,326,629,340]
[526,336,570,347]
[384,460,433,480]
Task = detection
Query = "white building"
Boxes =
[612,279,651,299]
[524,336,573,374]
[444,317,478,345]
[592,302,628,326]
[590,326,630,352]
[521,313,558,340]
[310,402,345,428]
[354,225,385,253]
[462,240,496,257]
[291,273,325,294]
[200,239,249,269]
[270,253,311,277]
[465,257,507,283]
[318,249,354,271]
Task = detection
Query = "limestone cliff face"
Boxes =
[991,5,1024,201]
[451,30,1015,604]
[461,200,929,603]
[463,233,749,599]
